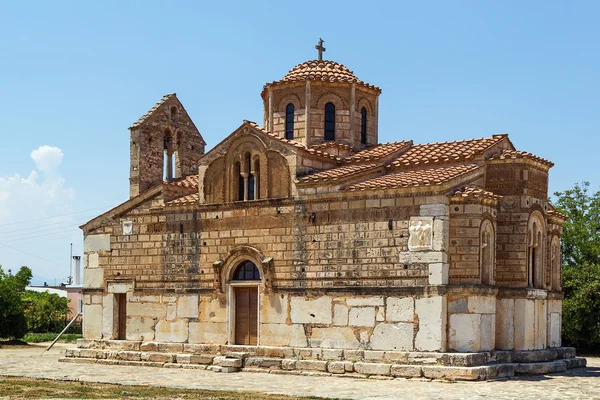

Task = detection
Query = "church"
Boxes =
[66,42,585,380]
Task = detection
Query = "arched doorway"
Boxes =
[231,261,261,345]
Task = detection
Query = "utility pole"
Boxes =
[68,243,73,285]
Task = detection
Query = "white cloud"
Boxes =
[30,145,64,176]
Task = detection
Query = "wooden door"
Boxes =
[235,287,258,345]
[117,293,127,340]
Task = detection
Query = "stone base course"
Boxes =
[62,339,586,381]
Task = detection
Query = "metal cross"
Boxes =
[315,38,326,61]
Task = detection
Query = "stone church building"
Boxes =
[67,45,585,379]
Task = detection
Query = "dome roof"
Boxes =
[263,60,381,93]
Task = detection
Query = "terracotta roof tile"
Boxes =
[263,60,381,93]
[344,141,412,163]
[452,186,502,201]
[130,93,175,129]
[547,203,568,220]
[309,142,356,152]
[389,135,507,168]
[296,163,379,184]
[166,175,199,189]
[345,164,481,192]
[166,193,198,206]
[488,149,554,167]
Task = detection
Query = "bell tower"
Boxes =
[261,40,381,149]
[128,94,206,198]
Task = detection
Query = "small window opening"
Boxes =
[324,102,335,140]
[285,103,295,140]
[232,261,261,281]
[360,107,367,144]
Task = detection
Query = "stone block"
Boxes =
[199,297,227,323]
[281,359,296,370]
[117,351,141,361]
[467,296,495,314]
[107,282,131,294]
[261,293,289,324]
[449,314,481,352]
[213,356,242,368]
[83,304,102,339]
[189,322,228,344]
[84,268,104,289]
[126,317,155,341]
[155,319,188,343]
[363,350,385,361]
[349,307,375,327]
[480,314,495,351]
[344,350,364,361]
[369,323,414,351]
[310,327,360,349]
[84,234,111,253]
[376,307,385,322]
[390,365,422,378]
[183,343,220,354]
[177,295,199,318]
[415,296,446,351]
[514,299,535,350]
[244,357,282,368]
[354,362,392,376]
[448,298,467,313]
[333,304,349,325]
[87,253,99,268]
[322,348,344,361]
[386,297,414,322]
[346,297,384,307]
[495,298,515,350]
[260,323,308,347]
[296,360,328,372]
[158,343,183,353]
[327,361,346,374]
[548,313,561,348]
[102,295,117,339]
[290,296,332,324]
[127,302,167,319]
[421,366,488,381]
[428,262,449,285]
[420,204,448,217]
[142,352,174,363]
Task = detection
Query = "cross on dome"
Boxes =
[315,38,326,61]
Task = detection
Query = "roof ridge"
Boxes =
[129,93,177,129]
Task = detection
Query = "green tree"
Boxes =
[0,265,32,339]
[554,182,600,350]
[22,290,70,333]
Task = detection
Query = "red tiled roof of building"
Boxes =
[166,193,198,207]
[345,164,481,191]
[263,60,381,93]
[296,163,379,184]
[309,142,356,152]
[167,175,199,189]
[488,149,554,167]
[344,141,413,163]
[130,93,175,129]
[452,186,503,201]
[547,203,568,220]
[389,135,508,168]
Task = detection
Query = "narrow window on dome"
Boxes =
[360,107,367,144]
[285,103,295,140]
[324,102,335,140]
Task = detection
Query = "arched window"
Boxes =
[170,106,178,119]
[285,104,295,140]
[236,161,244,201]
[232,261,261,281]
[253,159,260,200]
[527,213,546,288]
[480,220,495,285]
[360,107,367,144]
[324,102,335,140]
[163,129,173,182]
[551,236,561,290]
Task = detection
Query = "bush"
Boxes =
[22,332,82,343]
[22,290,70,333]
[0,266,32,339]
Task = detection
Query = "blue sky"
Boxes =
[0,1,598,284]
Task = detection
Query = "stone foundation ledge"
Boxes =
[59,352,587,381]
[74,339,579,368]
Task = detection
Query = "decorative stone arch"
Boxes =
[225,135,268,201]
[356,97,374,114]
[315,91,347,109]
[527,211,546,288]
[550,235,561,291]
[277,93,303,112]
[203,156,226,203]
[479,218,495,285]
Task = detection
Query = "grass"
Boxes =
[21,333,83,343]
[0,376,329,399]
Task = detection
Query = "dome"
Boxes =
[263,60,381,93]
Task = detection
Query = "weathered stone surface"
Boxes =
[102,295,117,339]
[188,322,228,344]
[549,312,561,348]
[354,362,392,376]
[281,359,296,370]
[213,356,242,368]
[421,366,488,381]
[346,297,384,307]
[261,293,288,324]
[260,323,308,347]
[408,217,433,251]
[155,319,188,343]
[467,296,495,314]
[514,299,535,351]
[349,307,375,327]
[199,297,227,323]
[84,268,104,288]
[310,327,360,349]
[448,298,467,314]
[449,314,481,352]
[369,323,413,351]
[386,297,414,322]
[428,262,448,285]
[296,360,328,371]
[496,298,515,350]
[390,364,422,378]
[415,296,446,351]
[290,296,332,324]
[107,282,132,294]
[128,302,167,319]
[87,253,99,269]
[142,352,174,363]
[177,295,199,318]
[84,234,111,253]
[322,348,343,361]
[83,304,102,339]
[327,361,346,374]
[126,317,155,341]
[480,314,495,351]
[333,304,349,326]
